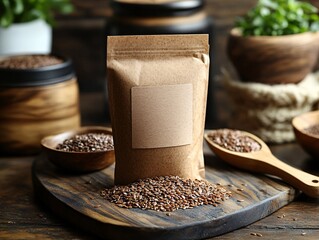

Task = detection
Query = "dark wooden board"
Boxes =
[32,151,297,240]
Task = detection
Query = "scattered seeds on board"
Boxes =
[237,199,245,202]
[301,232,306,236]
[100,175,232,212]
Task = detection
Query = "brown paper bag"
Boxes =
[107,34,210,185]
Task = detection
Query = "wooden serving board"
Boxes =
[32,150,297,240]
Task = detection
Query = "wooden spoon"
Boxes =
[204,130,319,198]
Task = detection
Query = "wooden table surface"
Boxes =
[1,92,319,240]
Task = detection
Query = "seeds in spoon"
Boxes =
[207,129,261,153]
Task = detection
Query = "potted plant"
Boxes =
[0,0,73,56]
[227,0,319,84]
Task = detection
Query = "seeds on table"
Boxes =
[250,232,263,237]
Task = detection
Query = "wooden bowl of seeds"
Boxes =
[41,126,115,173]
[292,110,319,159]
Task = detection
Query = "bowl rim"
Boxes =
[292,110,319,139]
[229,27,319,40]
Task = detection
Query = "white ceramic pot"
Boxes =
[0,19,52,56]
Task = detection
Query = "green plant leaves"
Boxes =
[235,0,319,36]
[12,0,23,14]
[0,0,73,28]
[0,0,13,27]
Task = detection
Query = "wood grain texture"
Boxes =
[0,79,80,155]
[227,28,319,84]
[32,151,297,240]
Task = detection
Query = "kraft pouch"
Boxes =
[107,34,210,184]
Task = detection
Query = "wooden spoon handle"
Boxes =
[260,155,319,198]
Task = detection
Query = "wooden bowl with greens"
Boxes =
[227,0,319,84]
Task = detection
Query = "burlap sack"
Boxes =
[107,34,210,184]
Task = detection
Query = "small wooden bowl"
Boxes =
[41,126,115,173]
[292,110,319,159]
[227,28,319,84]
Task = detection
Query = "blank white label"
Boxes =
[131,84,193,149]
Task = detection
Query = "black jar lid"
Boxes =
[111,0,205,16]
[0,54,75,87]
[109,13,213,35]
